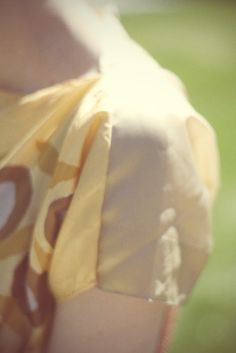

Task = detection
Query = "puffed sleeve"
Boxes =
[96,111,220,305]
[48,83,219,306]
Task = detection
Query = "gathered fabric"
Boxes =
[0,10,219,353]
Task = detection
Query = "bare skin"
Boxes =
[0,0,98,93]
[0,1,178,352]
[47,288,177,353]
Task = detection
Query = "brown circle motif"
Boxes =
[0,165,32,240]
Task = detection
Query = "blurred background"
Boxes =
[118,1,236,353]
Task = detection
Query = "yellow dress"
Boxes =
[0,12,219,353]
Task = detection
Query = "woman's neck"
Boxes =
[0,0,100,94]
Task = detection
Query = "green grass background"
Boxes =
[122,2,236,353]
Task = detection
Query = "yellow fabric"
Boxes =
[0,76,111,352]
[0,11,220,353]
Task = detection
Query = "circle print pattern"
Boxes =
[0,166,32,240]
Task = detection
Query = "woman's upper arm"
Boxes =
[47,288,176,353]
